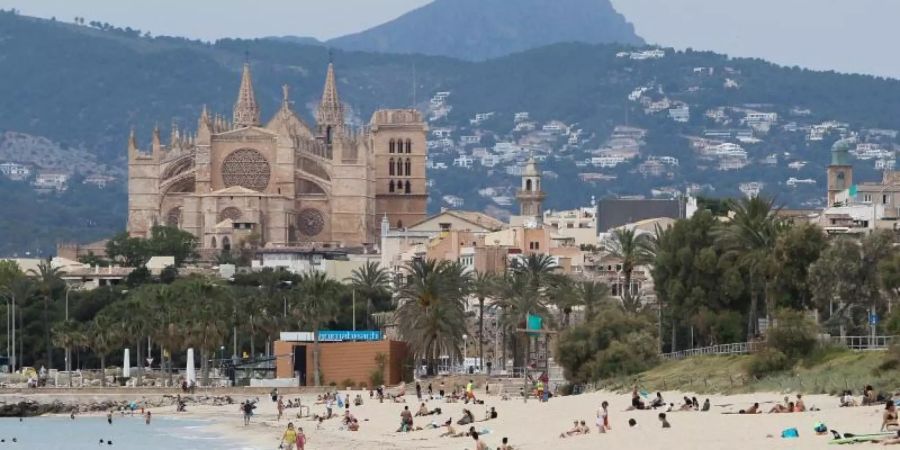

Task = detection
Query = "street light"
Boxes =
[462,334,468,374]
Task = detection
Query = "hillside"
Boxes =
[1,10,900,255]
[327,0,644,60]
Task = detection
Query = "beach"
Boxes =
[1,388,892,449]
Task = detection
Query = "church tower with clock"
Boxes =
[127,62,427,255]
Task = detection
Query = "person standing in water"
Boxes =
[145,410,152,425]
[106,411,113,425]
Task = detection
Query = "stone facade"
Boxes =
[127,63,427,252]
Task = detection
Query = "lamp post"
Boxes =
[462,334,468,374]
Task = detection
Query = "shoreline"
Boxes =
[2,389,893,449]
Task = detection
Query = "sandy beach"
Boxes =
[126,389,891,449]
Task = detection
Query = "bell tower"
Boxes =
[516,155,546,220]
[827,139,854,206]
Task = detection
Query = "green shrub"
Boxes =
[747,348,790,378]
[768,309,819,359]
[340,378,355,389]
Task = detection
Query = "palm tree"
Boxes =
[347,261,391,329]
[86,315,120,387]
[575,280,611,322]
[146,284,182,386]
[28,260,65,368]
[51,320,84,387]
[602,228,654,313]
[290,271,342,386]
[178,277,231,385]
[470,271,497,370]
[395,259,470,375]
[494,269,555,369]
[715,195,783,337]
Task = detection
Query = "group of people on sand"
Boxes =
[629,388,710,413]
[767,394,807,413]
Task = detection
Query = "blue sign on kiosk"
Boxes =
[318,330,383,342]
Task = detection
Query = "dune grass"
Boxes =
[599,348,900,395]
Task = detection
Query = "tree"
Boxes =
[602,228,654,313]
[28,260,65,368]
[290,271,342,386]
[395,259,470,375]
[575,280,611,322]
[470,271,497,370]
[810,231,894,335]
[347,261,391,330]
[105,232,148,267]
[86,315,120,387]
[556,306,657,383]
[770,223,827,310]
[652,210,748,352]
[177,277,231,385]
[715,195,783,336]
[146,225,198,266]
[51,320,84,386]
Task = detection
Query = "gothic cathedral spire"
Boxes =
[233,63,261,128]
[316,62,344,144]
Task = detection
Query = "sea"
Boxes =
[0,415,257,450]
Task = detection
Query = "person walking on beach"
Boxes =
[280,422,298,450]
[596,401,610,433]
[242,401,253,426]
[296,426,306,450]
[277,397,285,421]
[466,379,475,403]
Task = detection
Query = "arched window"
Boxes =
[405,139,412,153]
[211,236,217,249]
[526,179,533,191]
[395,159,403,176]
[405,180,411,194]
[397,220,403,229]
[405,158,411,176]
[389,180,395,193]
[389,158,395,176]
[222,236,231,251]
[325,126,333,145]
[389,139,395,153]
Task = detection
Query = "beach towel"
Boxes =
[781,428,799,439]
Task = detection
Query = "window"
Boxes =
[405,158,411,176]
[397,220,403,228]
[396,159,403,176]
[211,236,217,249]
[222,237,231,251]
[389,139,395,153]
[884,194,889,204]
[404,180,411,194]
[864,194,872,202]
[389,180,395,193]
[534,241,540,250]
[389,158,395,176]
[406,139,412,153]
[440,223,451,232]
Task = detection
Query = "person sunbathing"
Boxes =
[701,399,710,412]
[560,420,583,438]
[650,392,665,409]
[739,402,761,414]
[347,418,359,431]
[840,391,859,407]
[769,401,794,413]
[883,401,900,432]
[678,397,694,411]
[415,403,429,416]
[879,431,900,445]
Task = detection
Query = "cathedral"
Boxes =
[127,63,427,253]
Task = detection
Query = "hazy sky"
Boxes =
[2,0,898,79]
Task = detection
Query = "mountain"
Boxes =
[1,10,900,256]
[265,36,323,46]
[327,0,644,60]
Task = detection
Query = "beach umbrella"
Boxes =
[123,348,131,378]
[186,348,196,384]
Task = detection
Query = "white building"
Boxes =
[514,112,530,122]
[787,177,816,187]
[452,155,474,168]
[442,195,465,208]
[668,105,690,123]
[591,156,626,168]
[32,170,69,191]
[0,162,31,180]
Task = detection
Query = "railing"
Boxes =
[660,335,900,360]
[660,341,766,360]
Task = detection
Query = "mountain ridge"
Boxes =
[326,0,644,60]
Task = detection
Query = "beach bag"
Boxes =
[814,422,827,433]
[781,427,799,438]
